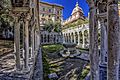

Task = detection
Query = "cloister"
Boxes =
[63,24,89,48]
[0,0,120,80]
[41,31,63,44]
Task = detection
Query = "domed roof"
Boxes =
[71,2,83,15]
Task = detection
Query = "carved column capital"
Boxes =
[22,13,31,21]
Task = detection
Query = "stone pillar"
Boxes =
[46,34,48,44]
[100,18,108,64]
[69,34,71,43]
[14,17,21,71]
[66,34,67,43]
[88,30,90,46]
[22,21,25,58]
[63,34,65,43]
[36,31,40,48]
[49,34,51,43]
[82,31,85,48]
[31,28,35,58]
[74,33,76,43]
[51,34,54,43]
[44,33,46,44]
[78,32,80,45]
[67,34,69,43]
[87,2,99,79]
[68,34,70,43]
[70,33,72,43]
[23,17,30,71]
[43,34,45,44]
[35,31,37,50]
[107,1,120,80]
[65,35,67,43]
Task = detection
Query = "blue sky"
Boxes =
[41,0,89,20]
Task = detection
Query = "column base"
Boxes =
[22,67,30,73]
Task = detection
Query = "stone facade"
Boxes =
[39,1,64,27]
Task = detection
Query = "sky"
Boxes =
[41,0,89,20]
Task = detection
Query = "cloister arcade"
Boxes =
[63,24,89,48]
[40,31,63,44]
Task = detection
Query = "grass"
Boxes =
[42,44,64,53]
[42,44,64,80]
[80,64,90,80]
[42,50,51,80]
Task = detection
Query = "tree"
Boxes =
[0,0,14,39]
[0,0,11,14]
[43,21,62,33]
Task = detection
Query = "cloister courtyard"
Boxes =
[0,0,120,80]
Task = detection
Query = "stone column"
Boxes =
[51,34,54,43]
[69,34,71,43]
[44,33,46,44]
[22,21,25,58]
[107,1,120,80]
[37,31,40,48]
[49,34,51,43]
[67,34,69,43]
[34,31,37,50]
[70,33,72,43]
[82,31,85,48]
[23,17,30,71]
[65,35,67,43]
[46,34,48,44]
[100,18,108,64]
[65,34,66,43]
[66,34,67,43]
[14,17,21,71]
[65,33,67,43]
[73,33,76,43]
[87,1,99,79]
[31,27,35,58]
[62,34,65,43]
[88,30,90,46]
[78,32,80,45]
[68,34,70,43]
